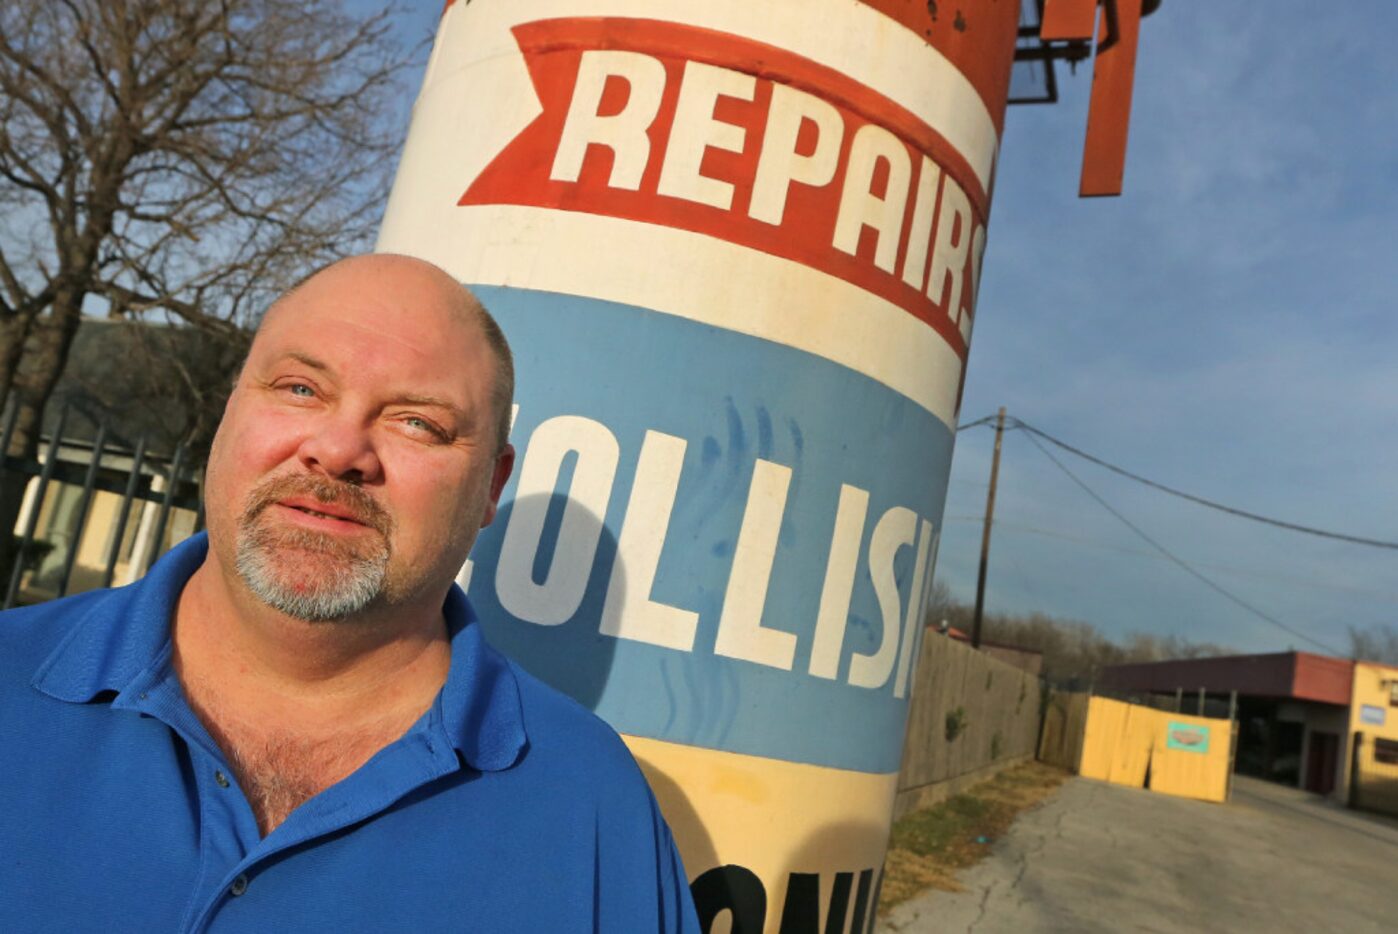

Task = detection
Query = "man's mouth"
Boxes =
[241,474,394,540]
[276,498,372,528]
[281,500,364,524]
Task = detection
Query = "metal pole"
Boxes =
[143,443,186,576]
[1197,686,1205,716]
[1226,719,1239,803]
[0,395,20,463]
[102,434,148,589]
[56,420,108,597]
[1174,686,1183,712]
[1228,689,1237,722]
[971,407,1006,649]
[1349,731,1363,810]
[5,406,70,609]
[193,473,206,534]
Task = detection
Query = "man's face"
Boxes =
[203,256,513,621]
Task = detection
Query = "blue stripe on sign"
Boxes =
[466,285,955,774]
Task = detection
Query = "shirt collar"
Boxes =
[436,584,527,771]
[31,533,208,704]
[31,532,527,773]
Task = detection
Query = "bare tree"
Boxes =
[938,601,1236,685]
[1349,624,1398,665]
[923,578,956,630]
[0,0,416,570]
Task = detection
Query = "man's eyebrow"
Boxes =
[395,393,466,417]
[282,351,330,371]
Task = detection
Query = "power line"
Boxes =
[999,418,1398,551]
[942,514,1398,603]
[1020,429,1346,655]
[956,415,997,432]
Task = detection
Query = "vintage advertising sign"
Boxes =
[378,1,1018,929]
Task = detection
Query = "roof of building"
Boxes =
[36,318,247,459]
[1100,651,1354,706]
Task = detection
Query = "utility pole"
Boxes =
[972,407,1006,649]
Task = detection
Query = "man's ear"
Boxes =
[480,443,516,528]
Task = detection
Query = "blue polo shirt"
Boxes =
[0,535,700,933]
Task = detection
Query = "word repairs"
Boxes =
[462,17,990,357]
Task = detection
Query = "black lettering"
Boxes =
[866,869,884,934]
[691,864,767,934]
[848,868,874,934]
[778,872,820,933]
[824,872,853,934]
[696,863,885,933]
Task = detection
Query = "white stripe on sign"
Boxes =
[430,0,1000,194]
[382,204,966,430]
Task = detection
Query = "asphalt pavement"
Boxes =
[879,774,1398,933]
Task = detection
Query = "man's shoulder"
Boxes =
[458,660,700,930]
[503,659,658,801]
[0,587,118,686]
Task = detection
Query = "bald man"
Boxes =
[0,255,700,932]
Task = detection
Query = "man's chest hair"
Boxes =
[182,677,422,835]
[224,726,378,832]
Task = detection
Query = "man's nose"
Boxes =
[296,414,382,484]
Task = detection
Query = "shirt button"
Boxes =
[215,770,230,788]
[230,874,249,897]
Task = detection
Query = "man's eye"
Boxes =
[288,383,314,398]
[403,416,448,441]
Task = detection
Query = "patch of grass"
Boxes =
[879,762,1067,913]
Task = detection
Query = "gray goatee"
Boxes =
[234,474,394,622]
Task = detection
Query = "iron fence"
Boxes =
[0,399,202,609]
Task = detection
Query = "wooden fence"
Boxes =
[894,630,1043,818]
[1038,689,1090,772]
[1077,696,1233,803]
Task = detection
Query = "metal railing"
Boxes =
[0,399,202,609]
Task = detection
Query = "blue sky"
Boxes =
[941,4,1398,654]
[388,4,1397,656]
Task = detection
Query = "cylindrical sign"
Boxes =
[378,1,1018,929]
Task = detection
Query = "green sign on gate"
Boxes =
[1166,722,1211,754]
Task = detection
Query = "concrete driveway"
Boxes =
[879,775,1398,933]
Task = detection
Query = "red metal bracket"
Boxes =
[1040,0,1099,42]
[1041,0,1143,197]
